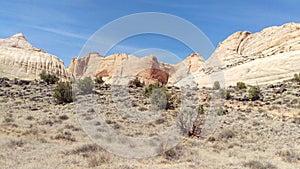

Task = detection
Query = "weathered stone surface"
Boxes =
[168,53,205,85]
[69,53,171,85]
[207,22,300,70]
[179,22,300,87]
[68,22,300,87]
[0,33,69,81]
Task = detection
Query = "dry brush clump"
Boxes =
[144,83,174,110]
[248,86,261,101]
[294,73,300,83]
[218,128,235,140]
[76,77,94,94]
[88,153,111,167]
[53,81,73,103]
[6,139,26,149]
[68,144,111,168]
[129,77,144,87]
[276,150,300,163]
[39,70,59,84]
[243,160,277,169]
[219,88,232,100]
[237,81,247,89]
[213,81,221,90]
[67,144,103,155]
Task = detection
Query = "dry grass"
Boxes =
[243,160,277,169]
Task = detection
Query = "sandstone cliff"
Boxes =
[207,22,300,70]
[69,53,171,85]
[62,22,300,87]
[191,22,300,87]
[0,33,69,80]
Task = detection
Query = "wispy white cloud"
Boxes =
[26,25,87,40]
[110,44,143,52]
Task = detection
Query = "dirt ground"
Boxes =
[0,79,299,169]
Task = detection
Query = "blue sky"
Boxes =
[0,0,299,65]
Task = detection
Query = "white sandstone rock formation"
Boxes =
[0,33,69,81]
[178,22,300,87]
[69,22,300,87]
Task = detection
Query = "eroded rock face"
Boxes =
[207,22,300,70]
[193,22,300,87]
[168,53,205,84]
[69,53,170,85]
[0,33,69,81]
[68,22,300,87]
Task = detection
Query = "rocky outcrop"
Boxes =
[188,22,300,87]
[0,33,69,81]
[207,22,300,70]
[70,21,300,87]
[69,53,171,85]
[168,53,205,84]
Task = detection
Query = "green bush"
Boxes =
[213,81,220,90]
[150,89,168,110]
[95,76,104,84]
[129,77,144,87]
[294,73,300,83]
[236,82,247,89]
[53,82,73,103]
[219,88,231,100]
[248,86,260,101]
[144,83,172,110]
[39,70,59,84]
[144,83,161,97]
[217,106,227,116]
[77,77,94,94]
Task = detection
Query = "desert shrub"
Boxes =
[237,82,247,89]
[243,160,277,169]
[88,153,111,167]
[216,106,227,116]
[53,131,76,142]
[198,105,205,114]
[69,144,101,155]
[3,117,14,123]
[7,139,26,148]
[152,89,172,110]
[188,105,205,137]
[59,115,69,120]
[94,76,104,85]
[39,70,59,84]
[213,81,220,90]
[144,83,161,96]
[53,82,73,103]
[77,77,94,94]
[163,146,182,161]
[26,115,34,121]
[219,88,231,100]
[144,83,174,110]
[248,86,260,101]
[294,73,300,83]
[218,128,235,140]
[225,90,232,100]
[129,77,144,87]
[276,150,300,163]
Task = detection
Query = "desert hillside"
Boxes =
[0,76,299,168]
